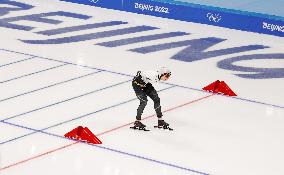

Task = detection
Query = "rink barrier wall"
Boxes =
[60,0,284,37]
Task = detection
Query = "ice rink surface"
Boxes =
[0,0,284,175]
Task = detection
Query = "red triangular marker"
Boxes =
[218,81,237,96]
[203,80,237,96]
[84,127,102,144]
[202,80,220,93]
[64,126,83,138]
[64,126,102,144]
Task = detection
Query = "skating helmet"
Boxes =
[159,67,171,78]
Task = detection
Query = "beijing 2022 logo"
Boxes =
[206,13,222,23]
[89,0,100,3]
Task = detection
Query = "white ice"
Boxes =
[0,0,284,175]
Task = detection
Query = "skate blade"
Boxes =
[154,126,173,131]
[130,126,150,131]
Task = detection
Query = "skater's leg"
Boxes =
[136,93,148,120]
[146,85,172,130]
[132,82,148,120]
[147,86,162,119]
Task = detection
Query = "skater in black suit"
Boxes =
[131,67,172,130]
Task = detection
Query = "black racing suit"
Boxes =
[132,71,162,120]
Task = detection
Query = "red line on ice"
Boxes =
[0,94,214,171]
